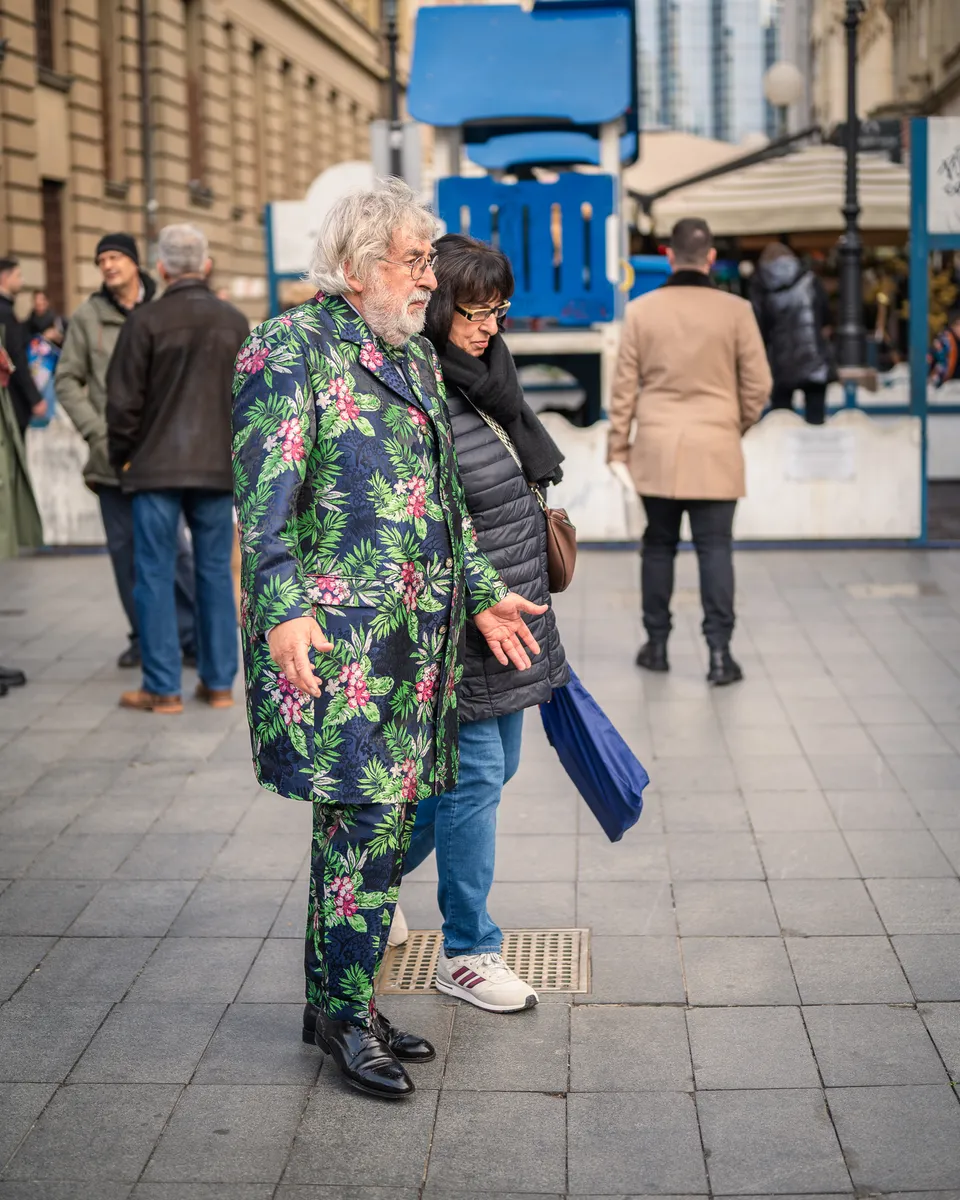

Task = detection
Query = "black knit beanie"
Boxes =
[95,233,140,266]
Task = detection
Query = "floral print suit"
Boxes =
[232,292,506,1023]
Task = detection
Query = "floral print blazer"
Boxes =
[232,293,508,806]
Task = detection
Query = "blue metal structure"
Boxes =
[467,131,638,172]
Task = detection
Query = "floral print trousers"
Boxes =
[305,797,417,1025]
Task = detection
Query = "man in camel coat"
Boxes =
[607,217,771,686]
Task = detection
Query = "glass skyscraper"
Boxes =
[638,0,773,144]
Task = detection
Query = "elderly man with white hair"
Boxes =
[231,179,545,1100]
[107,222,250,715]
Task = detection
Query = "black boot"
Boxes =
[312,1011,415,1099]
[0,665,26,687]
[707,647,743,686]
[117,643,141,669]
[303,1002,435,1063]
[636,641,669,672]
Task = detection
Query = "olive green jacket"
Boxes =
[0,378,43,560]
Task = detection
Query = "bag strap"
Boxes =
[462,392,549,514]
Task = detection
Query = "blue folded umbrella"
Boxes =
[540,668,649,842]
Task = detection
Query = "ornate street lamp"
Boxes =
[382,0,403,178]
[836,0,867,382]
[763,60,804,140]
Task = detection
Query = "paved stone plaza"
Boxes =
[2,546,960,1199]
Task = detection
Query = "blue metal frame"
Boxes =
[909,118,931,544]
[265,204,308,318]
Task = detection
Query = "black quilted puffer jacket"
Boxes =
[445,385,569,722]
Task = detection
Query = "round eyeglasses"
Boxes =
[454,301,512,323]
[379,253,439,282]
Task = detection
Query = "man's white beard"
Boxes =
[361,274,432,346]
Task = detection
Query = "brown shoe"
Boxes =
[119,689,183,715]
[196,682,234,709]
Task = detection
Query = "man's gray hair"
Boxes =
[309,178,437,294]
[157,223,209,278]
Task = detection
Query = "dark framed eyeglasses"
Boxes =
[454,301,512,323]
[379,252,438,282]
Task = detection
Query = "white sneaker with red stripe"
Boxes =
[436,952,539,1013]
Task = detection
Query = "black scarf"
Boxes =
[439,334,564,487]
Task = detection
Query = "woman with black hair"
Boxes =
[400,233,569,1012]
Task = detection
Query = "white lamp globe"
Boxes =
[763,61,804,108]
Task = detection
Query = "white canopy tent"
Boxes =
[649,143,909,237]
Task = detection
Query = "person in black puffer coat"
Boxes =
[401,233,569,1014]
[751,242,832,425]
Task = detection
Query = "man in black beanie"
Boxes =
[56,232,196,668]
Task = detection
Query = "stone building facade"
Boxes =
[809,0,894,128]
[883,0,960,116]
[0,0,405,321]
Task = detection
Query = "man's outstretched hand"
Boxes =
[267,616,333,697]
[474,593,547,671]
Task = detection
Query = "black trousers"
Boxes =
[771,381,826,425]
[640,497,737,651]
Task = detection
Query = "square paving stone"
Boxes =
[24,835,141,880]
[151,795,250,835]
[576,881,675,935]
[808,755,901,791]
[285,1085,438,1188]
[742,791,837,832]
[825,791,924,831]
[268,882,309,939]
[206,834,307,881]
[169,880,288,936]
[143,1084,310,1183]
[794,724,878,756]
[132,1187,274,1200]
[844,830,955,878]
[673,881,778,936]
[666,833,764,881]
[489,881,576,928]
[733,755,819,792]
[0,1000,111,1081]
[571,1006,692,1091]
[0,1082,56,1168]
[15,937,158,1003]
[193,1003,319,1085]
[892,936,960,1000]
[658,793,750,832]
[236,938,304,1002]
[698,1088,850,1195]
[769,879,884,936]
[579,935,686,1004]
[71,1003,225,1083]
[756,831,859,879]
[113,834,228,880]
[0,880,100,935]
[3,1083,181,1181]
[686,1007,818,1089]
[911,790,960,830]
[491,835,577,883]
[868,723,956,756]
[67,881,196,937]
[0,1184,132,1199]
[68,794,171,836]
[427,1091,565,1194]
[867,878,960,934]
[919,1003,960,1079]
[125,938,262,1004]
[567,1091,707,1195]
[497,790,578,835]
[639,758,738,793]
[887,754,960,791]
[681,938,799,1006]
[444,997,567,1091]
[0,937,54,1001]
[787,932,912,1004]
[804,1004,949,1085]
[934,829,960,872]
[827,1085,960,1192]
[577,834,670,882]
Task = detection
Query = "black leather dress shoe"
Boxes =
[0,665,25,687]
[635,641,669,672]
[117,644,141,669]
[303,1002,435,1063]
[312,1012,414,1099]
[707,648,744,686]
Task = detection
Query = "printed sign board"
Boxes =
[928,117,960,234]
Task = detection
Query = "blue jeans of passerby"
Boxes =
[132,489,237,697]
[404,710,524,957]
[98,485,195,654]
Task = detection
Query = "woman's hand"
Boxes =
[267,616,333,697]
[474,593,547,671]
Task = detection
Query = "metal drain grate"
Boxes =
[378,928,590,994]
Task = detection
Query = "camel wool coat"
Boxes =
[607,272,772,500]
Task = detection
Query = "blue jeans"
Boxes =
[132,489,238,696]
[98,485,195,653]
[404,710,524,957]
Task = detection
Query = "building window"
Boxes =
[35,0,56,72]
[99,0,124,183]
[41,180,66,314]
[185,0,205,184]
